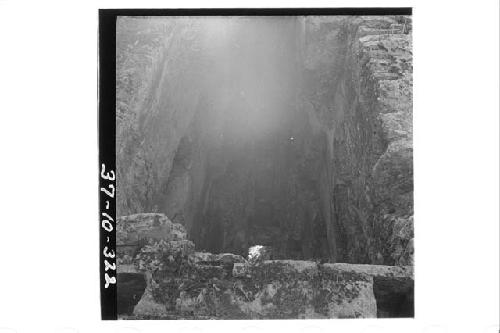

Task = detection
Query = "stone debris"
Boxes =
[117,213,413,319]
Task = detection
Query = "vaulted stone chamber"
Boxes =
[117,15,413,266]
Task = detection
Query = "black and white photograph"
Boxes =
[0,1,498,332]
[111,10,414,319]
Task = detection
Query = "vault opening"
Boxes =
[373,276,414,318]
[117,273,147,316]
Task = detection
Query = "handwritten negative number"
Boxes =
[103,246,115,258]
[101,212,114,232]
[101,184,115,198]
[104,273,116,288]
[104,260,116,272]
[101,163,115,181]
[100,163,116,289]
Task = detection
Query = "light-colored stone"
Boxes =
[323,263,413,279]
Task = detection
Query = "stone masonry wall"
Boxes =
[117,214,413,319]
[302,16,413,264]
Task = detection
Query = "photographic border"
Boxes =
[98,7,412,320]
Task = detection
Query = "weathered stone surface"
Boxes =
[388,215,414,265]
[303,16,413,264]
[232,262,250,278]
[116,18,208,222]
[117,213,195,317]
[322,262,413,278]
[142,256,412,319]
[190,251,247,265]
[117,213,413,319]
[117,213,194,270]
[117,213,188,244]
